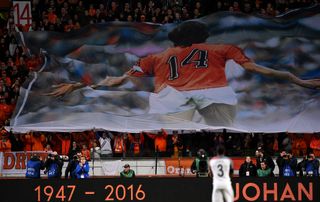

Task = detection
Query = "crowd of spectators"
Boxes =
[0,26,41,125]
[1,128,320,160]
[11,0,319,32]
[239,147,320,177]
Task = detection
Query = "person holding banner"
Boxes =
[47,21,320,126]
[96,131,113,158]
[145,129,168,157]
[0,134,11,152]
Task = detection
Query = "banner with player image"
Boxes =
[9,6,320,133]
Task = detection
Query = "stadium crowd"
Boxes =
[1,128,320,159]
[20,130,320,178]
[0,0,319,164]
[4,0,318,32]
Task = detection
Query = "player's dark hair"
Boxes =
[168,21,209,47]
[216,145,225,155]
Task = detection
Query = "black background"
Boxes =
[0,177,318,202]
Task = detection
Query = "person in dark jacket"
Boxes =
[256,147,275,173]
[8,131,24,151]
[65,152,82,179]
[75,156,90,179]
[276,150,297,177]
[304,152,319,177]
[68,141,80,160]
[239,156,257,177]
[44,151,64,178]
[26,155,44,178]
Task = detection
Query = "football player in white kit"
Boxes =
[209,145,234,202]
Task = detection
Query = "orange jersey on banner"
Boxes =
[128,44,250,92]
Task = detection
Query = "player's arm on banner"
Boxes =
[90,72,132,89]
[45,57,153,97]
[43,82,86,97]
[241,62,320,89]
[44,71,134,97]
[91,56,154,89]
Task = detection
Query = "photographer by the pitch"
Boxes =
[44,151,66,178]
[26,154,45,179]
[191,149,209,177]
[297,152,320,177]
[276,150,297,177]
[65,152,82,179]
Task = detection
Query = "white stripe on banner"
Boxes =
[13,49,48,126]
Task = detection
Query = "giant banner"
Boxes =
[9,6,320,133]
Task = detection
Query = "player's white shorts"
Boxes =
[212,184,234,202]
[148,86,237,126]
